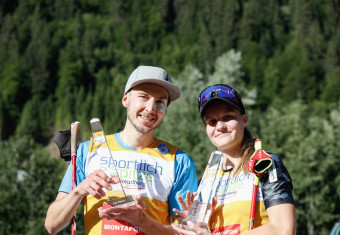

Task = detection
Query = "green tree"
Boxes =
[0,14,23,139]
[0,136,65,234]
[321,67,340,103]
[16,96,55,141]
[208,49,257,107]
[259,101,340,234]
[25,5,50,98]
[261,59,280,106]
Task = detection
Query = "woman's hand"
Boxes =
[173,190,198,218]
[171,221,212,235]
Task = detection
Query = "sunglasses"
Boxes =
[198,84,245,114]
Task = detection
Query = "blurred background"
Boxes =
[1,0,340,234]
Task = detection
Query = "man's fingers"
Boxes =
[83,171,114,196]
[96,188,106,197]
[87,188,102,199]
[99,209,122,219]
[91,174,112,190]
[135,195,146,210]
[105,212,122,218]
[84,178,108,199]
[107,176,120,184]
[93,169,109,178]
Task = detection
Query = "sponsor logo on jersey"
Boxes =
[157,144,170,154]
[211,224,241,234]
[99,156,165,190]
[216,173,252,194]
[269,167,278,183]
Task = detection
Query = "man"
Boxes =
[45,66,198,234]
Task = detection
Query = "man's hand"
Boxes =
[45,170,119,234]
[74,170,119,199]
[98,195,146,226]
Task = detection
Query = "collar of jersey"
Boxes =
[114,132,137,151]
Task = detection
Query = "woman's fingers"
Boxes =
[173,208,187,218]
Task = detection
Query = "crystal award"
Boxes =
[90,118,136,208]
[180,151,224,230]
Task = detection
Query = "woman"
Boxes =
[172,84,296,235]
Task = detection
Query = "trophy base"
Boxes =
[173,200,211,231]
[105,195,136,208]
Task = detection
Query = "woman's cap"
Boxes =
[198,84,246,117]
[124,65,181,101]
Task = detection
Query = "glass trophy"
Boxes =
[90,118,136,208]
[180,151,224,230]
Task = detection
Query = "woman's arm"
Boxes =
[242,203,296,235]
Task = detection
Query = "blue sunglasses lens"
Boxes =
[199,85,236,108]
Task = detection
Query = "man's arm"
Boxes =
[45,170,114,234]
[45,191,82,234]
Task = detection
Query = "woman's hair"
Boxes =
[232,127,254,177]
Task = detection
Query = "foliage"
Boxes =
[0,136,65,234]
[1,0,339,140]
[259,101,340,235]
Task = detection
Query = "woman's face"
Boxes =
[203,100,248,154]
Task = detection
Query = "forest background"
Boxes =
[1,0,340,234]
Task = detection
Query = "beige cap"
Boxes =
[124,66,181,101]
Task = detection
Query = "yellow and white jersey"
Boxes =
[209,153,294,234]
[59,133,198,235]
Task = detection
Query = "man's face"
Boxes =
[123,83,169,134]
